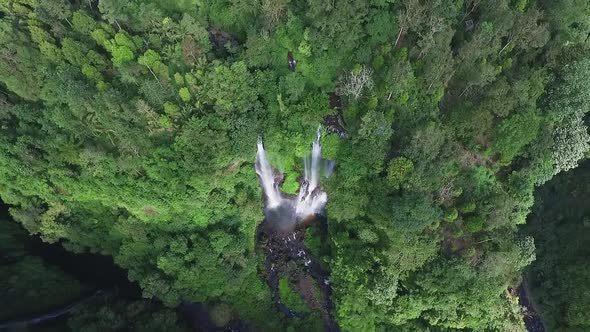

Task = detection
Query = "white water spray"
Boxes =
[256,139,282,208]
[296,127,327,219]
[255,126,331,224]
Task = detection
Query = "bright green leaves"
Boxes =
[179,13,212,53]
[387,156,414,188]
[544,0,590,45]
[38,203,69,243]
[297,28,312,57]
[365,10,398,45]
[391,192,442,233]
[204,61,259,113]
[0,1,588,331]
[62,36,108,70]
[0,0,37,17]
[459,202,477,214]
[464,215,485,233]
[173,115,229,174]
[392,254,528,331]
[115,32,141,52]
[444,208,459,222]
[278,277,309,313]
[0,22,43,100]
[334,287,377,332]
[515,0,528,11]
[158,115,173,130]
[356,111,393,172]
[137,49,170,79]
[81,64,101,82]
[91,30,140,67]
[280,173,299,194]
[358,228,379,244]
[547,58,590,122]
[110,43,134,66]
[470,166,498,196]
[71,10,96,35]
[39,41,63,64]
[178,87,191,102]
[27,24,54,45]
[493,109,541,164]
[137,49,160,66]
[542,59,590,174]
[97,0,131,26]
[552,116,590,174]
[163,102,180,118]
[320,133,341,160]
[61,37,89,66]
[173,72,185,85]
[91,27,113,49]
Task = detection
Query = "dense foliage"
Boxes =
[67,292,188,332]
[0,215,187,331]
[525,161,590,330]
[0,217,84,320]
[0,0,589,330]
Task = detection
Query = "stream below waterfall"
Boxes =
[2,124,341,331]
[255,126,340,331]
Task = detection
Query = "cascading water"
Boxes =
[255,126,331,226]
[256,139,282,208]
[296,128,327,219]
[256,126,339,331]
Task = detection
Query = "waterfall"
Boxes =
[296,126,327,219]
[256,139,282,208]
[308,127,322,192]
[256,126,331,225]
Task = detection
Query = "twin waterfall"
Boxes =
[256,127,330,226]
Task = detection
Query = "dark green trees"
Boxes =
[525,161,590,330]
[0,218,84,320]
[0,0,588,331]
